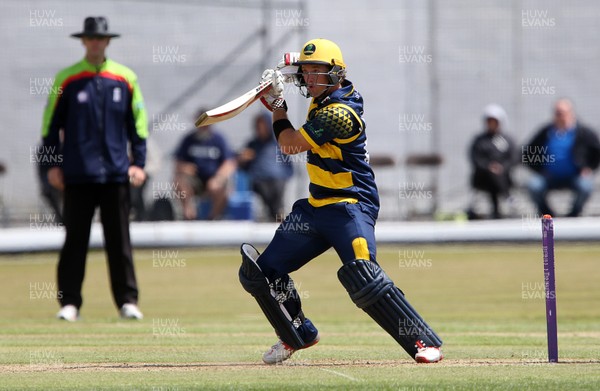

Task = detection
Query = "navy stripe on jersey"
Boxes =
[298,80,379,217]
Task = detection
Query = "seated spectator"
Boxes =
[130,139,160,222]
[238,113,293,221]
[523,98,600,217]
[468,104,516,219]
[173,118,236,220]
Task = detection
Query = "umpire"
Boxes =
[41,16,147,321]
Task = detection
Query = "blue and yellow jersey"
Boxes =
[298,80,380,218]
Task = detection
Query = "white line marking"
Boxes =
[319,368,360,381]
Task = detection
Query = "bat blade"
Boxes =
[195,80,273,127]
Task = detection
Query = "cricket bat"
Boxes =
[195,80,273,128]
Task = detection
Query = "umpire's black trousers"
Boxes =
[58,182,139,309]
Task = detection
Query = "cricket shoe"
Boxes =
[414,342,443,364]
[262,334,320,365]
[120,303,144,320]
[56,304,79,322]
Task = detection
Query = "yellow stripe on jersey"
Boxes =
[299,127,319,149]
[307,163,353,189]
[308,195,358,207]
[312,143,344,161]
[352,237,371,260]
[334,131,361,145]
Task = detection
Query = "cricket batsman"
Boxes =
[239,38,443,364]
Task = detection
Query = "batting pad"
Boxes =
[338,259,442,358]
[238,243,306,350]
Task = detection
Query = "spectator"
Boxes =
[238,112,293,221]
[524,98,600,217]
[41,16,147,321]
[468,104,516,219]
[174,118,236,220]
[129,138,160,221]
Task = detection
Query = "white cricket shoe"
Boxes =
[262,334,320,365]
[56,305,79,322]
[415,346,443,363]
[120,303,143,320]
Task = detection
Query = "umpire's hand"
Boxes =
[48,167,64,191]
[128,166,146,187]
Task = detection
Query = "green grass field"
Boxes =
[1,243,599,390]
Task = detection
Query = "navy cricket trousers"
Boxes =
[256,199,378,342]
[257,199,378,280]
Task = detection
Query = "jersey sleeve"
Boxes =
[299,104,362,148]
[126,73,147,168]
[130,74,148,140]
[41,75,63,138]
[41,72,67,166]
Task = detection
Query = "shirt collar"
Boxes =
[81,57,109,72]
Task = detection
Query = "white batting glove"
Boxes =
[277,52,300,83]
[260,69,287,112]
[263,69,284,98]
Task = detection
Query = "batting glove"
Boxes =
[260,69,287,112]
[277,52,300,83]
[277,52,300,69]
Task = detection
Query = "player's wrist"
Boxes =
[273,100,288,112]
[273,118,293,141]
[260,97,287,113]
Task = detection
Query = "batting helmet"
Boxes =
[292,39,347,96]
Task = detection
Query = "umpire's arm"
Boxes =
[126,75,148,187]
[127,75,148,169]
[41,73,66,190]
